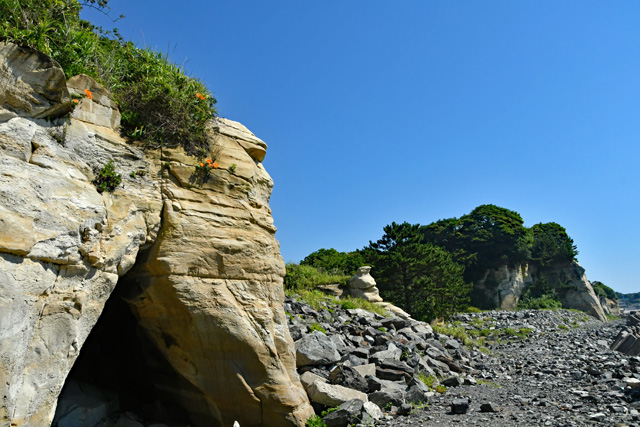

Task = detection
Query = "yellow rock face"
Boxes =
[0,50,311,425]
[123,118,312,426]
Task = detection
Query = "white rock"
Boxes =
[307,381,368,407]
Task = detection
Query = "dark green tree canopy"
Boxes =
[529,222,578,266]
[361,222,470,321]
[422,204,530,280]
[300,248,364,276]
[591,280,617,300]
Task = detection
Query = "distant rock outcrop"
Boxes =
[473,261,606,321]
[0,43,312,426]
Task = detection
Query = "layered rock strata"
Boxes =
[0,43,312,426]
[120,118,312,426]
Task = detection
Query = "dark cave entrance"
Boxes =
[52,271,187,427]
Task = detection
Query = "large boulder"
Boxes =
[307,381,368,407]
[296,331,341,367]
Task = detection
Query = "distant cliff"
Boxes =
[421,205,608,321]
[473,261,608,321]
[0,42,312,426]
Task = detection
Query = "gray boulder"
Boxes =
[323,399,364,427]
[296,330,341,367]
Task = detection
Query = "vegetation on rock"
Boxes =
[591,280,617,300]
[284,263,350,290]
[300,247,365,276]
[300,204,594,321]
[92,159,121,193]
[0,0,217,155]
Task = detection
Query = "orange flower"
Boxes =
[196,93,206,100]
[206,158,212,164]
[199,162,205,167]
[84,89,93,100]
[212,163,219,168]
[73,99,78,104]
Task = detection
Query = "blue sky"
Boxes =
[83,1,640,294]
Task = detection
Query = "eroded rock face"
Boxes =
[0,101,162,425]
[0,42,71,120]
[474,262,606,321]
[474,263,533,311]
[0,45,312,426]
[348,266,383,303]
[120,117,312,426]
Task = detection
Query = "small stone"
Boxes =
[450,398,470,414]
[480,402,500,413]
[442,375,462,387]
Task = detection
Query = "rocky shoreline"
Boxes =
[286,293,640,427]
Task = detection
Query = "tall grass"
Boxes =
[0,0,216,155]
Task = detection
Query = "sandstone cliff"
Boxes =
[473,261,607,321]
[0,42,312,426]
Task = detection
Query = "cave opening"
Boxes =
[52,268,187,427]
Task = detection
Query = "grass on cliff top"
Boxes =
[0,0,216,156]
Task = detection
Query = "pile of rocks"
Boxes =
[285,295,479,426]
[288,296,640,426]
[611,311,640,356]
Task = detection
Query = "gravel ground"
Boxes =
[379,315,640,427]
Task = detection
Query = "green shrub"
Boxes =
[286,289,334,312]
[465,306,482,313]
[339,299,357,310]
[92,160,121,193]
[517,293,562,310]
[305,415,326,427]
[284,263,350,290]
[0,0,217,155]
[503,328,518,336]
[340,297,389,317]
[416,372,436,389]
[309,323,326,334]
[518,327,533,337]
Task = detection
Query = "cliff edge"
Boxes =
[0,42,312,426]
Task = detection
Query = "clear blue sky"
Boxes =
[83,1,640,294]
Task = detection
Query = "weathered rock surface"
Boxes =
[348,266,382,303]
[0,42,71,120]
[67,74,121,129]
[0,44,312,427]
[475,261,607,321]
[0,88,161,426]
[120,116,312,426]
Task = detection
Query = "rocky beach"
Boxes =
[286,294,640,427]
